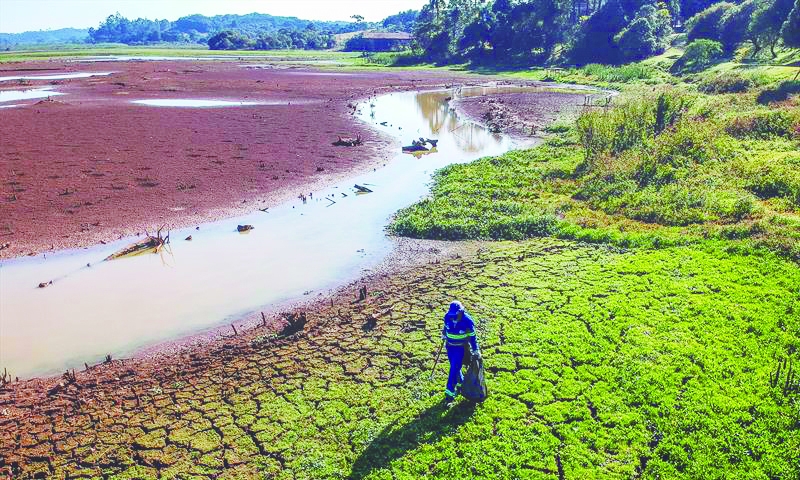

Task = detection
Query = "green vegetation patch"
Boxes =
[392,86,800,260]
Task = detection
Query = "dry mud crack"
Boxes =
[1,239,799,479]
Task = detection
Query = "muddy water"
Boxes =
[0,71,113,82]
[0,88,64,103]
[0,86,536,379]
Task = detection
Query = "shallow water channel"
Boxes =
[0,88,63,103]
[0,84,561,379]
[0,71,113,82]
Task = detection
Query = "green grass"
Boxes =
[476,62,674,90]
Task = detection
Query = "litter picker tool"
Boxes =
[429,340,445,380]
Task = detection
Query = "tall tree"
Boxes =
[749,0,795,56]
[782,0,800,47]
[719,0,758,50]
[569,0,629,64]
[616,4,674,61]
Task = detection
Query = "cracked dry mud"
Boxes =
[1,239,798,479]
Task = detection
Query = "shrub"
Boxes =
[698,72,754,93]
[622,184,710,225]
[725,110,800,139]
[544,121,572,134]
[757,81,800,104]
[576,90,694,162]
[580,63,660,82]
[576,100,653,160]
[671,39,724,73]
[686,2,735,42]
[740,155,800,205]
[636,119,721,186]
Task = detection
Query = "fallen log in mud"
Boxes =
[332,135,362,147]
[105,227,170,261]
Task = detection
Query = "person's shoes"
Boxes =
[444,395,455,406]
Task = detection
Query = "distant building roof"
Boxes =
[362,31,413,41]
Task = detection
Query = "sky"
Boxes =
[0,0,428,34]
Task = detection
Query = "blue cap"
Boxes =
[448,301,463,313]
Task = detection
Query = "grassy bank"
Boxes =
[392,77,800,261]
[3,239,799,479]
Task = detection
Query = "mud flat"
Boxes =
[0,60,506,259]
[449,84,592,141]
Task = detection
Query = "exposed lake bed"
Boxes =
[0,59,588,380]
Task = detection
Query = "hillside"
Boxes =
[0,28,88,48]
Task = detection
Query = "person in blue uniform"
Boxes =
[442,300,480,404]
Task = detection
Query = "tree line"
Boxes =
[207,25,336,51]
[684,0,799,56]
[87,12,363,47]
[411,0,800,65]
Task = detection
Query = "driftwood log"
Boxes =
[332,135,362,147]
[105,227,170,261]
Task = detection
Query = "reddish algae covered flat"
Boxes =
[0,60,485,258]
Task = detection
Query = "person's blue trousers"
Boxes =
[445,344,464,398]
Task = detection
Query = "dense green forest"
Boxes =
[84,12,365,48]
[410,0,799,65]
[380,9,421,32]
[206,25,336,51]
[0,9,424,51]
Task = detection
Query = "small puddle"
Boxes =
[0,84,576,379]
[0,71,113,82]
[0,88,64,103]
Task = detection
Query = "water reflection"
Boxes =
[365,88,506,156]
